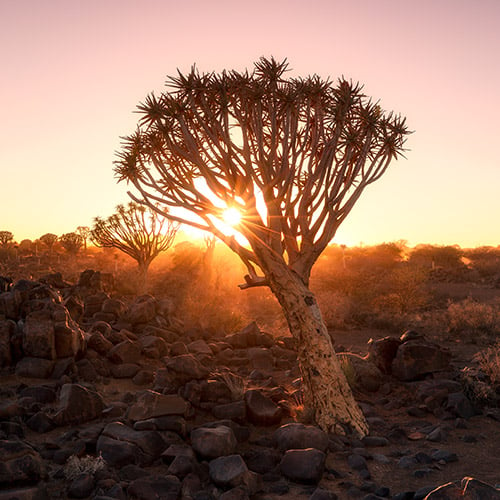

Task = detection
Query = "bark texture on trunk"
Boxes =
[267,263,368,438]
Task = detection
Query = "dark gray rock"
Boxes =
[26,412,55,433]
[0,319,15,366]
[127,474,181,500]
[125,295,158,325]
[191,425,237,459]
[15,357,54,378]
[212,400,246,421]
[0,440,46,484]
[0,485,49,500]
[67,472,94,498]
[309,487,338,500]
[274,423,329,452]
[280,448,325,484]
[446,392,475,419]
[52,384,104,425]
[128,391,188,421]
[164,354,210,382]
[244,389,282,426]
[97,422,166,467]
[209,454,248,488]
[244,447,281,474]
[392,340,451,381]
[108,340,141,364]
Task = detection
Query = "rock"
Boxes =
[0,440,46,484]
[26,412,55,433]
[244,389,282,426]
[164,354,210,382]
[97,422,166,467]
[102,298,126,316]
[52,384,104,425]
[367,336,401,374]
[87,332,114,356]
[219,487,250,500]
[392,340,452,381]
[191,425,237,459]
[247,347,274,370]
[108,340,141,364]
[23,310,56,359]
[212,401,246,421]
[273,423,329,452]
[339,353,383,392]
[348,453,368,471]
[430,450,458,463]
[309,488,338,500]
[67,472,95,498]
[244,447,281,474]
[361,436,389,447]
[446,392,475,419]
[0,319,15,366]
[0,485,49,500]
[52,304,85,358]
[209,454,248,488]
[280,448,325,484]
[127,475,181,500]
[15,357,54,378]
[128,391,188,421]
[20,385,57,404]
[139,335,168,357]
[461,476,500,498]
[125,295,158,325]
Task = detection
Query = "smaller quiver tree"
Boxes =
[91,202,178,292]
[59,232,84,255]
[40,233,59,257]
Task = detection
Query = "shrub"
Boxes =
[447,297,500,335]
[64,454,105,480]
[475,341,500,385]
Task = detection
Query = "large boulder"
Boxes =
[392,340,452,381]
[279,448,325,484]
[273,423,329,452]
[164,354,210,382]
[125,295,158,325]
[97,422,166,467]
[0,319,16,367]
[52,384,104,425]
[191,425,237,459]
[244,389,282,426]
[367,336,401,374]
[23,310,56,360]
[128,391,188,422]
[0,440,46,485]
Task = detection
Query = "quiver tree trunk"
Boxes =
[267,264,369,438]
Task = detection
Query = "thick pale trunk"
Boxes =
[267,264,368,437]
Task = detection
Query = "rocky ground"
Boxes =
[1,270,500,499]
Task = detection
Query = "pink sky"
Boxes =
[1,0,499,247]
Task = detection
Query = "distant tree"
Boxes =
[76,226,91,251]
[115,58,409,436]
[0,231,14,248]
[39,233,59,256]
[59,232,83,255]
[409,244,463,270]
[18,239,34,256]
[91,202,178,291]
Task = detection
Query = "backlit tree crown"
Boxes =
[115,57,409,284]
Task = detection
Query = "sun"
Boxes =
[222,207,242,227]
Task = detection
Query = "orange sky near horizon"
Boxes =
[1,0,499,248]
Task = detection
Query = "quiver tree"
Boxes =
[77,226,91,252]
[115,58,409,436]
[91,202,178,291]
[39,233,59,256]
[59,232,83,255]
[0,231,14,248]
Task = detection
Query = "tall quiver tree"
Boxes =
[115,58,409,436]
[91,202,178,292]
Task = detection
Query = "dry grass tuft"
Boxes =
[447,297,500,335]
[64,454,106,480]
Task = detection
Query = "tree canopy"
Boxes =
[115,58,409,286]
